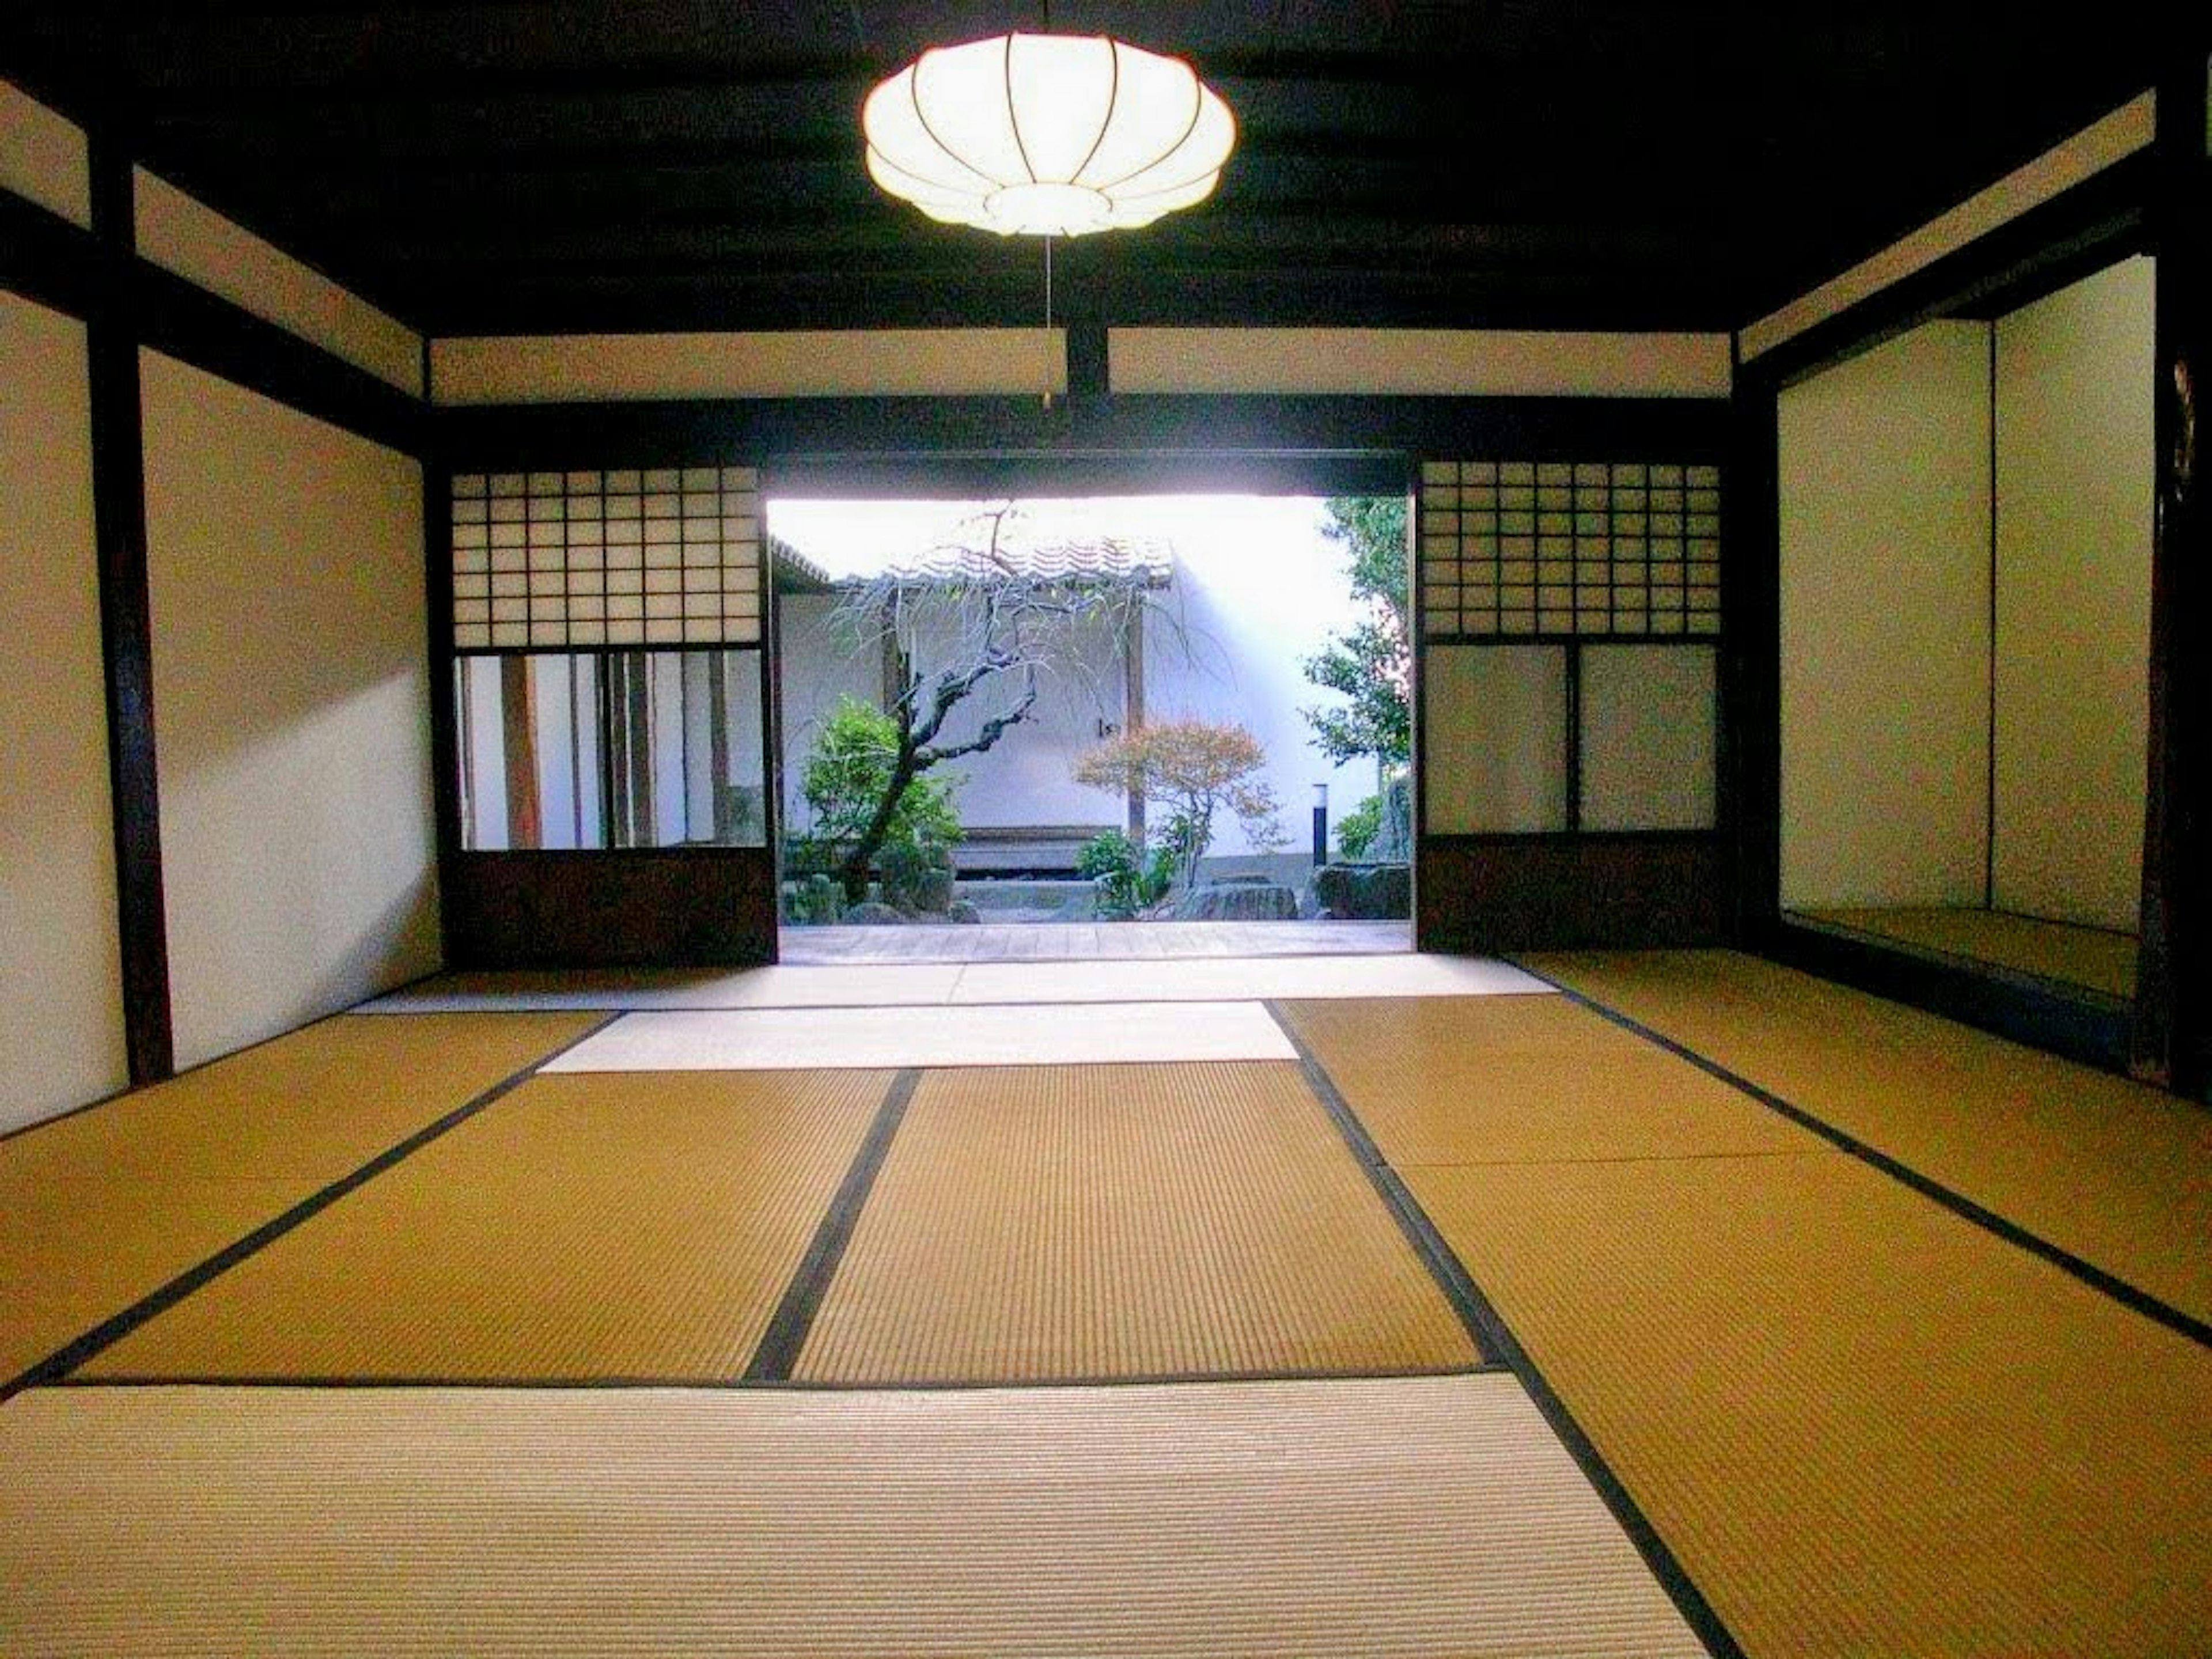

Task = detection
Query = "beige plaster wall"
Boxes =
[0,292,127,1130]
[1779,320,1993,910]
[1992,256,2154,931]
[142,349,438,1069]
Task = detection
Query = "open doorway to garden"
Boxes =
[766,494,1412,963]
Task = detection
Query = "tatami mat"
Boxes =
[946,953,1550,1003]
[363,953,1547,1013]
[1796,906,2138,999]
[1280,996,1817,1167]
[0,1376,1707,1658]
[361,963,967,1012]
[80,1071,888,1382]
[796,1063,1478,1384]
[1529,950,2212,1321]
[1406,1150,2212,1658]
[0,1012,597,1382]
[544,1002,1297,1071]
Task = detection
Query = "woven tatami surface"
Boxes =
[0,1012,599,1381]
[81,1071,888,1382]
[1286,980,2212,1655]
[794,1062,1479,1384]
[0,1376,1705,1658]
[1408,1152,2212,1658]
[1528,949,2212,1320]
[1278,995,1815,1166]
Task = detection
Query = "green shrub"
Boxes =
[1072,719,1282,891]
[1336,794,1384,860]
[800,697,962,858]
[880,838,955,914]
[1077,829,1176,920]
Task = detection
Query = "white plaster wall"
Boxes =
[1778,320,1993,911]
[1135,498,1377,855]
[1992,255,2153,931]
[776,593,890,835]
[0,292,127,1130]
[143,349,438,1068]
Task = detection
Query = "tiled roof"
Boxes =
[876,526,1173,588]
[773,505,1174,591]
[768,535,836,593]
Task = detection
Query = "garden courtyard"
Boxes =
[767,493,1413,945]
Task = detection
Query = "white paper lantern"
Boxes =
[863,32,1236,236]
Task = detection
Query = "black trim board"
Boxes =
[1516,960,2211,1352]
[743,1067,918,1383]
[1720,332,1779,944]
[1262,999,1747,1659]
[134,259,426,457]
[425,458,464,881]
[433,392,1730,475]
[0,185,96,320]
[1,182,425,457]
[85,137,173,1087]
[59,1362,1507,1393]
[1747,150,2152,390]
[1,1012,622,1401]
[2131,53,2211,1096]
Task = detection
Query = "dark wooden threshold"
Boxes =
[1762,916,2130,1075]
[443,847,779,969]
[1416,831,1724,953]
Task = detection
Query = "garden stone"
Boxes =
[945,900,982,923]
[1170,882,1299,922]
[841,901,908,926]
[1312,862,1411,920]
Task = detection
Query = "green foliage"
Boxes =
[879,838,956,914]
[1077,830,1177,921]
[1072,719,1283,891]
[780,871,844,926]
[1335,793,1384,860]
[1300,497,1411,769]
[800,697,961,857]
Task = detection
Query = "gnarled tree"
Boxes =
[819,503,1171,903]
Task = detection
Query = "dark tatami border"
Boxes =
[0,1013,622,1402]
[1262,998,1749,1659]
[743,1068,920,1383]
[1511,961,2212,1352]
[57,1361,1505,1395]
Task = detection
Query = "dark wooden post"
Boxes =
[2131,43,2210,1095]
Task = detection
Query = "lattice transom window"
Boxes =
[450,467,763,651]
[1418,460,1720,639]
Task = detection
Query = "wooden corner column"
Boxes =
[2132,44,2210,1094]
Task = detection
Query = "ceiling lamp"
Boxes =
[863,32,1235,237]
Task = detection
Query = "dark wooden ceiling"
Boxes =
[2,3,2170,338]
